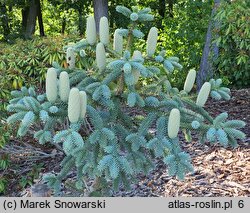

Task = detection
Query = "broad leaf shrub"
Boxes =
[0,35,85,112]
[6,6,246,195]
[0,120,12,194]
[213,0,250,87]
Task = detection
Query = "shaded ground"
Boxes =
[2,89,250,197]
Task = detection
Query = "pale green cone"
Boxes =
[184,69,196,93]
[132,70,140,83]
[132,50,143,60]
[96,42,106,71]
[79,91,87,119]
[46,68,58,103]
[146,27,158,57]
[59,71,70,102]
[196,82,211,107]
[113,29,123,54]
[132,50,142,83]
[66,47,75,69]
[168,108,180,139]
[99,16,109,45]
[68,88,81,123]
[165,80,172,91]
[86,16,97,45]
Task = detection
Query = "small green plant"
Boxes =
[0,121,11,148]
[0,121,12,194]
[0,177,7,194]
[0,154,10,194]
[19,163,44,189]
[6,5,246,195]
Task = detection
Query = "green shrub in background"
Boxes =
[0,121,12,194]
[213,0,250,88]
[159,0,213,88]
[112,0,213,90]
[0,35,82,112]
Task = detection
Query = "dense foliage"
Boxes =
[5,5,246,196]
[0,0,89,39]
[212,0,250,87]
[160,0,213,87]
[0,0,213,89]
[0,35,84,112]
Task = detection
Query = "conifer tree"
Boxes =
[6,5,246,195]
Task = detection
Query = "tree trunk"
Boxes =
[158,0,166,18]
[23,0,38,39]
[93,0,108,33]
[78,8,84,35]
[0,3,10,40]
[22,7,29,33]
[36,0,45,36]
[61,16,66,34]
[197,0,220,90]
[212,1,220,61]
[168,0,174,18]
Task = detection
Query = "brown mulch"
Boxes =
[163,89,250,197]
[2,89,250,197]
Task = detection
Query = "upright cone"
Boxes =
[146,27,158,57]
[86,16,96,45]
[68,88,81,123]
[66,47,75,69]
[96,42,106,71]
[196,82,211,107]
[113,29,123,54]
[132,50,143,60]
[79,91,87,119]
[46,68,57,103]
[168,108,180,139]
[59,71,70,102]
[99,16,109,45]
[184,69,196,93]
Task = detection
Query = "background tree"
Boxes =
[48,0,91,35]
[37,0,45,36]
[0,2,10,41]
[197,0,220,90]
[21,0,45,38]
[158,0,166,18]
[22,0,39,39]
[93,0,108,33]
[0,0,45,39]
[168,0,174,18]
